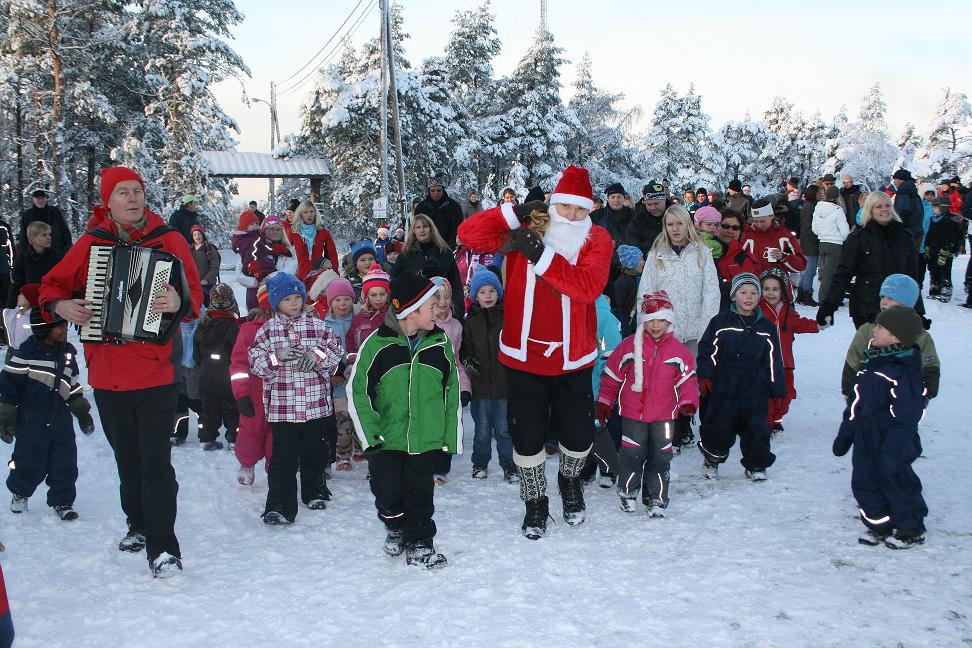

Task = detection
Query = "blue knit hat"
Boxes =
[266,271,307,311]
[350,240,377,264]
[617,244,643,270]
[879,273,919,308]
[730,272,761,299]
[469,266,503,302]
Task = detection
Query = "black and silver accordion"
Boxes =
[79,244,188,344]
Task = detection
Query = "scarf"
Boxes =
[299,222,316,250]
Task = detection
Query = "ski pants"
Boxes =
[852,431,927,533]
[94,384,180,561]
[369,450,437,545]
[235,393,272,471]
[617,418,674,506]
[699,391,776,471]
[6,420,77,508]
[265,417,332,523]
[200,389,239,443]
[767,368,796,426]
[506,366,594,467]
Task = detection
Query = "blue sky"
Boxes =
[212,0,971,202]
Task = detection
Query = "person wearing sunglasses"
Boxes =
[716,210,758,310]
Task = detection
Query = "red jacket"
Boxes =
[759,299,819,369]
[39,210,204,391]
[292,228,339,280]
[741,223,807,275]
[230,317,268,412]
[457,204,613,376]
[718,239,760,282]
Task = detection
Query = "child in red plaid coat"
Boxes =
[248,272,344,525]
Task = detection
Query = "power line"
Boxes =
[274,0,368,87]
[275,0,378,99]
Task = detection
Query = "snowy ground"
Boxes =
[2,257,971,648]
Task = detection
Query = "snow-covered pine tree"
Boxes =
[715,115,770,190]
[123,0,249,224]
[679,86,722,192]
[504,160,528,202]
[640,83,683,185]
[894,122,923,175]
[794,111,828,182]
[836,83,897,190]
[761,96,801,185]
[822,105,849,176]
[567,52,641,193]
[914,87,972,181]
[491,26,575,186]
[443,2,501,190]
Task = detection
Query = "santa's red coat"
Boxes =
[457,203,613,376]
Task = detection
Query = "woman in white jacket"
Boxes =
[637,204,720,449]
[811,185,849,302]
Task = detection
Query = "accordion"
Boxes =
[80,244,188,344]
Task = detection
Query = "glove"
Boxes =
[295,348,319,373]
[76,412,95,436]
[816,303,836,327]
[512,200,548,220]
[596,402,612,428]
[699,379,713,398]
[0,403,16,444]
[461,391,471,407]
[237,396,256,418]
[921,315,932,331]
[832,435,852,457]
[937,249,950,267]
[274,345,299,362]
[499,228,545,265]
[678,403,697,417]
[463,357,481,378]
[68,397,95,435]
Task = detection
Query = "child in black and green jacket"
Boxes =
[347,272,461,570]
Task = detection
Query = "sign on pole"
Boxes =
[373,197,387,221]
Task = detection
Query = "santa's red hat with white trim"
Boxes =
[549,165,594,211]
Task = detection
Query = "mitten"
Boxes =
[237,396,255,418]
[271,243,290,257]
[499,228,545,264]
[69,397,95,435]
[816,303,836,327]
[463,356,481,377]
[76,412,95,436]
[699,378,713,398]
[512,200,548,221]
[460,391,471,407]
[0,403,16,443]
[678,403,697,417]
[937,248,950,267]
[832,435,852,457]
[596,402,612,428]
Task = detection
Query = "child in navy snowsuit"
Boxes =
[193,283,241,450]
[0,310,94,519]
[696,273,786,481]
[833,306,927,549]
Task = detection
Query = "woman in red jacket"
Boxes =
[758,268,821,434]
[39,166,203,579]
[290,199,338,280]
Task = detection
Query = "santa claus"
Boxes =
[457,165,613,538]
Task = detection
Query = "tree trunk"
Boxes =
[48,0,68,216]
[14,80,24,211]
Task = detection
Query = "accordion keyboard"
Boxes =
[79,245,113,343]
[142,261,173,334]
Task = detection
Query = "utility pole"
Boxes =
[540,0,547,33]
[384,1,406,224]
[268,81,280,209]
[378,2,389,227]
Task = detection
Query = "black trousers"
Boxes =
[265,417,332,522]
[699,394,776,471]
[369,450,437,545]
[506,366,594,458]
[200,389,239,443]
[94,384,180,561]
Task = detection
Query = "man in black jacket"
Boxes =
[416,178,463,249]
[18,189,72,255]
[626,182,668,254]
[168,195,200,244]
[839,176,862,229]
[591,182,635,246]
[891,169,924,247]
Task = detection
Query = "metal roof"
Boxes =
[198,151,330,179]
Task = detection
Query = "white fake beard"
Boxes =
[542,206,592,265]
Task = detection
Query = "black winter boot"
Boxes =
[558,450,588,526]
[521,496,550,540]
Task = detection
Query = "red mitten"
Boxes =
[596,402,612,428]
[246,259,263,278]
[271,243,290,257]
[678,403,697,417]
[699,379,713,398]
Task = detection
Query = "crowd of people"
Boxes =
[0,162,959,585]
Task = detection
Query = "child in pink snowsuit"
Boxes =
[231,284,273,485]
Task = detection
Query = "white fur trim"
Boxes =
[498,263,536,363]
[533,247,555,275]
[550,192,594,211]
[632,324,645,392]
[500,203,519,230]
[513,449,547,468]
[637,308,675,326]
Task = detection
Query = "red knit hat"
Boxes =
[361,263,391,299]
[549,165,594,211]
[100,166,144,207]
[237,210,259,231]
[638,290,675,325]
[256,283,271,311]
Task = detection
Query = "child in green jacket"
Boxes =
[347,272,461,569]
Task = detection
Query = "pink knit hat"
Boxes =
[325,278,355,303]
[694,205,722,224]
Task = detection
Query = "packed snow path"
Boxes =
[2,258,971,647]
